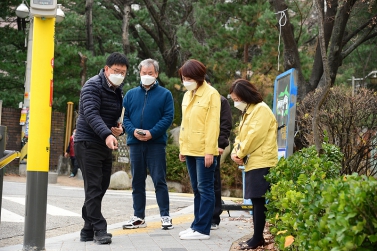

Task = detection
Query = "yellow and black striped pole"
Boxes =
[23,16,55,251]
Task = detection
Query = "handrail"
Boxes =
[0,150,21,169]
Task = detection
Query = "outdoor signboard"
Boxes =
[272,68,298,159]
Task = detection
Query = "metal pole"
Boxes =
[352,76,355,97]
[23,16,55,251]
[0,125,6,223]
[23,19,33,109]
[64,102,74,153]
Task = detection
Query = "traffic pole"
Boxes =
[23,16,55,251]
[0,125,6,222]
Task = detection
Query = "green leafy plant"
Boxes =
[165,144,191,192]
[266,144,377,250]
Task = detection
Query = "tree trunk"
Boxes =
[308,0,337,93]
[85,0,94,55]
[270,0,306,101]
[327,0,357,85]
[78,52,87,87]
[242,44,249,79]
[312,0,331,155]
[122,3,131,55]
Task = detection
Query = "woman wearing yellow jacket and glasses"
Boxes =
[229,79,278,250]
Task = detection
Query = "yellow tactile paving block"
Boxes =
[111,213,194,236]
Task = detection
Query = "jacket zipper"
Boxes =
[141,90,148,128]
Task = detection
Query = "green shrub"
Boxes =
[220,159,243,192]
[165,144,192,192]
[317,174,377,250]
[265,144,377,250]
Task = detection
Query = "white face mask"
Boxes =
[108,74,124,87]
[140,75,156,86]
[234,101,247,111]
[183,81,197,91]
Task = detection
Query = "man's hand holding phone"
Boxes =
[134,129,151,141]
[136,129,146,136]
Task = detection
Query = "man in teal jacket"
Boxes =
[122,58,174,230]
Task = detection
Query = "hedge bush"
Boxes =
[165,144,192,192]
[266,144,377,250]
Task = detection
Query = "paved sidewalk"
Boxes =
[1,175,253,250]
[0,201,252,251]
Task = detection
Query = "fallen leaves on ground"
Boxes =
[230,218,278,251]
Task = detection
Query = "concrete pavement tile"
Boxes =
[110,247,136,251]
[133,247,162,251]
[160,249,187,251]
[56,242,83,251]
[205,244,230,251]
[85,242,112,250]
[149,233,171,237]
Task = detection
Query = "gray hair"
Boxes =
[138,58,159,73]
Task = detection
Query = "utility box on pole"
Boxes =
[30,0,57,18]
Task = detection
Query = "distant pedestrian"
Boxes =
[229,79,278,250]
[74,52,129,245]
[122,58,174,230]
[64,129,79,178]
[205,75,232,230]
[178,59,221,240]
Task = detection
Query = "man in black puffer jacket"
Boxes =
[74,52,129,245]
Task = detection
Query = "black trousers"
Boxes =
[74,141,112,231]
[212,155,223,225]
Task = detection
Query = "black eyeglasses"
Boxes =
[108,66,126,76]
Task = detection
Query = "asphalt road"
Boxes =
[0,180,194,247]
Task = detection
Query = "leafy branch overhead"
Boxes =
[0,0,376,116]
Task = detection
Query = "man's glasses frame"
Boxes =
[108,66,126,76]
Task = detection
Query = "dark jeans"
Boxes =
[74,141,112,231]
[212,155,223,225]
[129,143,170,218]
[70,157,79,176]
[186,156,216,235]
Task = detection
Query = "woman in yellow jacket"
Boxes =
[229,79,278,250]
[178,59,221,240]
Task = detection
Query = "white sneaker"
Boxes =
[122,216,147,229]
[161,216,174,230]
[211,223,219,230]
[180,230,210,240]
[179,228,193,236]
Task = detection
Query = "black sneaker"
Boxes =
[80,228,94,242]
[93,230,112,244]
[80,229,112,242]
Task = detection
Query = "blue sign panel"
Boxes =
[272,69,298,158]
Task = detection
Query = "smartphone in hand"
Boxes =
[136,130,146,136]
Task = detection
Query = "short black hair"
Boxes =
[106,52,129,69]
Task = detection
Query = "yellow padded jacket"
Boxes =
[179,82,221,156]
[232,101,278,172]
